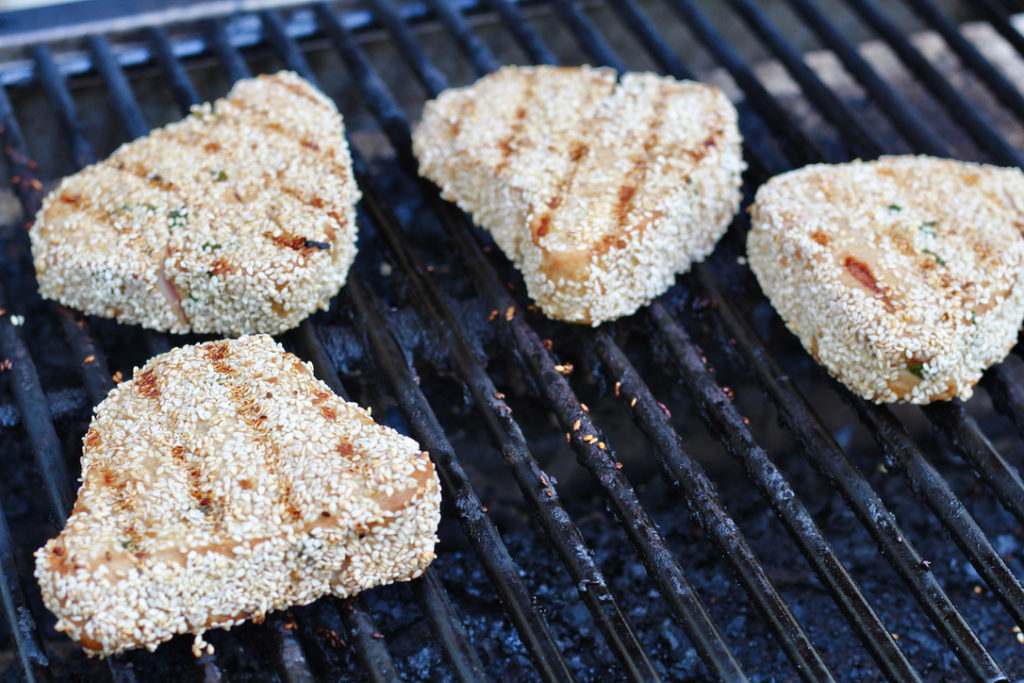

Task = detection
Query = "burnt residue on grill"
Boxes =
[3,0,1024,682]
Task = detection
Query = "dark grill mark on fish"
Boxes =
[135,369,160,400]
[494,73,536,175]
[531,140,591,247]
[229,99,352,188]
[169,443,219,521]
[615,85,670,230]
[204,342,303,522]
[210,257,233,277]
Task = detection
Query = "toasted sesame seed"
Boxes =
[412,65,744,326]
[748,156,1024,404]
[35,335,441,657]
[29,72,360,336]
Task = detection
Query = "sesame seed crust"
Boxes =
[30,71,361,336]
[34,335,440,657]
[412,65,745,326]
[747,155,1024,404]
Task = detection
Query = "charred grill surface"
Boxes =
[1,0,1024,681]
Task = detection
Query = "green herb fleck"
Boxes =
[907,362,926,379]
[120,539,137,551]
[168,207,188,228]
[969,310,978,325]
[212,168,228,182]
[201,242,222,252]
[188,293,198,302]
[888,204,902,211]
[117,202,156,213]
[922,248,946,266]
[919,221,937,237]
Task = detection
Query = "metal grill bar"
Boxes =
[0,299,73,523]
[146,26,202,110]
[590,329,921,682]
[601,0,788,178]
[310,5,669,679]
[332,2,768,677]
[855,401,1024,631]
[973,0,1024,60]
[668,0,829,166]
[983,367,1024,439]
[266,614,315,683]
[693,267,1008,681]
[726,0,885,159]
[901,0,1024,125]
[87,35,149,140]
[781,0,950,157]
[411,567,488,683]
[337,596,400,683]
[31,45,95,169]
[0,503,49,683]
[923,401,1024,527]
[546,0,624,69]
[479,0,557,64]
[422,0,501,73]
[840,0,1024,167]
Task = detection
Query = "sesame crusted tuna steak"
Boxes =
[412,65,744,325]
[29,71,360,336]
[747,156,1024,404]
[34,335,440,657]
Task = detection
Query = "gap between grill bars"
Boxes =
[0,0,1023,681]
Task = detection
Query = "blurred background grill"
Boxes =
[2,0,1024,680]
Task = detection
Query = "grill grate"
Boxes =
[2,0,1024,680]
